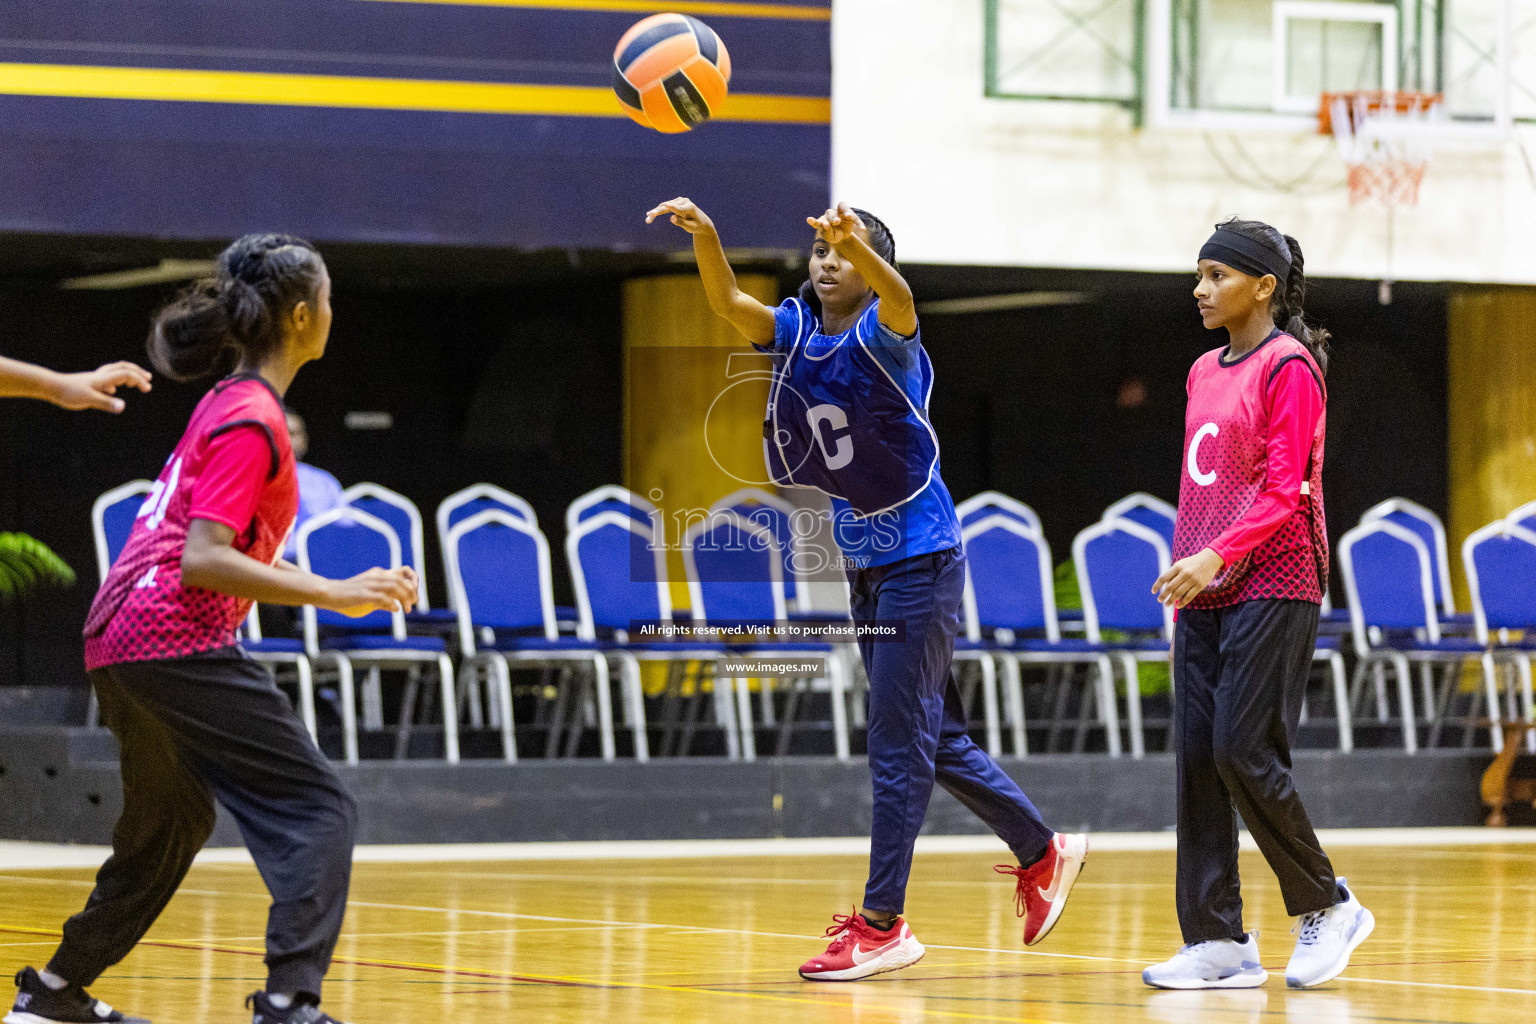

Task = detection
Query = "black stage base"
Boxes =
[0,727,1496,847]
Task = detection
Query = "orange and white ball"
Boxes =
[612,13,731,133]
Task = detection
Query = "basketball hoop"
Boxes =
[1319,90,1443,304]
[1319,90,1444,207]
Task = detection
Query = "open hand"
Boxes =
[807,201,866,247]
[1152,548,1224,609]
[53,361,153,413]
[326,566,419,618]
[645,197,714,235]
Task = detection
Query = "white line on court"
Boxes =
[4,827,1534,871]
[1341,976,1536,996]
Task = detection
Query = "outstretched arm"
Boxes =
[0,356,151,413]
[809,202,916,337]
[646,197,776,347]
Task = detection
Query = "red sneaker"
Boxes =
[995,832,1088,945]
[798,909,926,982]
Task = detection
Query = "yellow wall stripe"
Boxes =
[355,0,830,22]
[0,63,829,124]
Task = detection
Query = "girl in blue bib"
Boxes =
[648,198,1086,980]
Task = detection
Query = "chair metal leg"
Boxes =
[590,655,615,763]
[85,689,100,729]
[828,657,851,763]
[1419,663,1436,725]
[362,667,384,731]
[759,676,777,726]
[296,656,318,745]
[318,653,358,765]
[1390,654,1417,753]
[437,654,460,764]
[1002,656,1027,757]
[1372,662,1390,724]
[1327,652,1353,753]
[461,665,485,729]
[979,656,1002,758]
[733,676,756,762]
[489,655,517,763]
[1095,655,1122,757]
[713,670,741,760]
[620,655,650,762]
[844,645,867,728]
[1482,653,1505,754]
[1117,653,1145,759]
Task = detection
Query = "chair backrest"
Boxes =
[446,509,558,655]
[342,483,429,610]
[1508,500,1536,535]
[709,488,805,612]
[566,510,671,639]
[961,515,1059,643]
[298,506,406,649]
[91,480,154,581]
[1359,498,1453,616]
[955,490,1043,533]
[565,485,658,535]
[1463,521,1536,644]
[1072,517,1172,642]
[436,485,537,609]
[1102,493,1177,548]
[683,510,786,628]
[1338,518,1439,653]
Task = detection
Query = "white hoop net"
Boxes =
[1321,91,1443,207]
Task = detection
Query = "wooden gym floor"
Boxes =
[1,833,1533,1023]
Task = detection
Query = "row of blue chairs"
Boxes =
[90,481,854,765]
[957,490,1536,758]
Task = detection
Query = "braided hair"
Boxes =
[148,233,327,382]
[1215,218,1331,376]
[797,207,898,322]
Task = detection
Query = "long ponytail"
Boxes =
[798,207,899,322]
[148,233,325,382]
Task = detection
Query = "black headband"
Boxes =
[1199,227,1291,283]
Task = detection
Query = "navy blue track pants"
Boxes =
[850,546,1054,915]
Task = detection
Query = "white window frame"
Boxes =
[1272,1,1397,114]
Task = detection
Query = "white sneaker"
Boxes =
[1285,878,1375,989]
[1142,933,1268,989]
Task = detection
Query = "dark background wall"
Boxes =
[0,256,1448,692]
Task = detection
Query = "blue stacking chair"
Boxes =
[1339,518,1487,754]
[435,484,538,612]
[567,510,736,758]
[1102,493,1177,550]
[1359,498,1468,628]
[86,481,156,728]
[682,510,850,761]
[709,488,815,616]
[343,482,456,626]
[1463,520,1536,754]
[299,506,459,764]
[961,515,1119,757]
[91,479,153,582]
[447,509,633,762]
[956,491,1043,533]
[565,484,658,534]
[1072,518,1174,757]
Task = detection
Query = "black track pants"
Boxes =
[48,648,356,998]
[1174,599,1337,943]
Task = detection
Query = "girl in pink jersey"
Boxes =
[9,234,416,1024]
[1142,220,1374,992]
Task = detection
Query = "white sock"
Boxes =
[37,971,69,992]
[267,993,294,1010]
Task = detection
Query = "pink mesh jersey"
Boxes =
[84,375,298,670]
[1171,332,1329,609]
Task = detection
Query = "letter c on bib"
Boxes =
[1188,423,1218,486]
[807,403,854,471]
